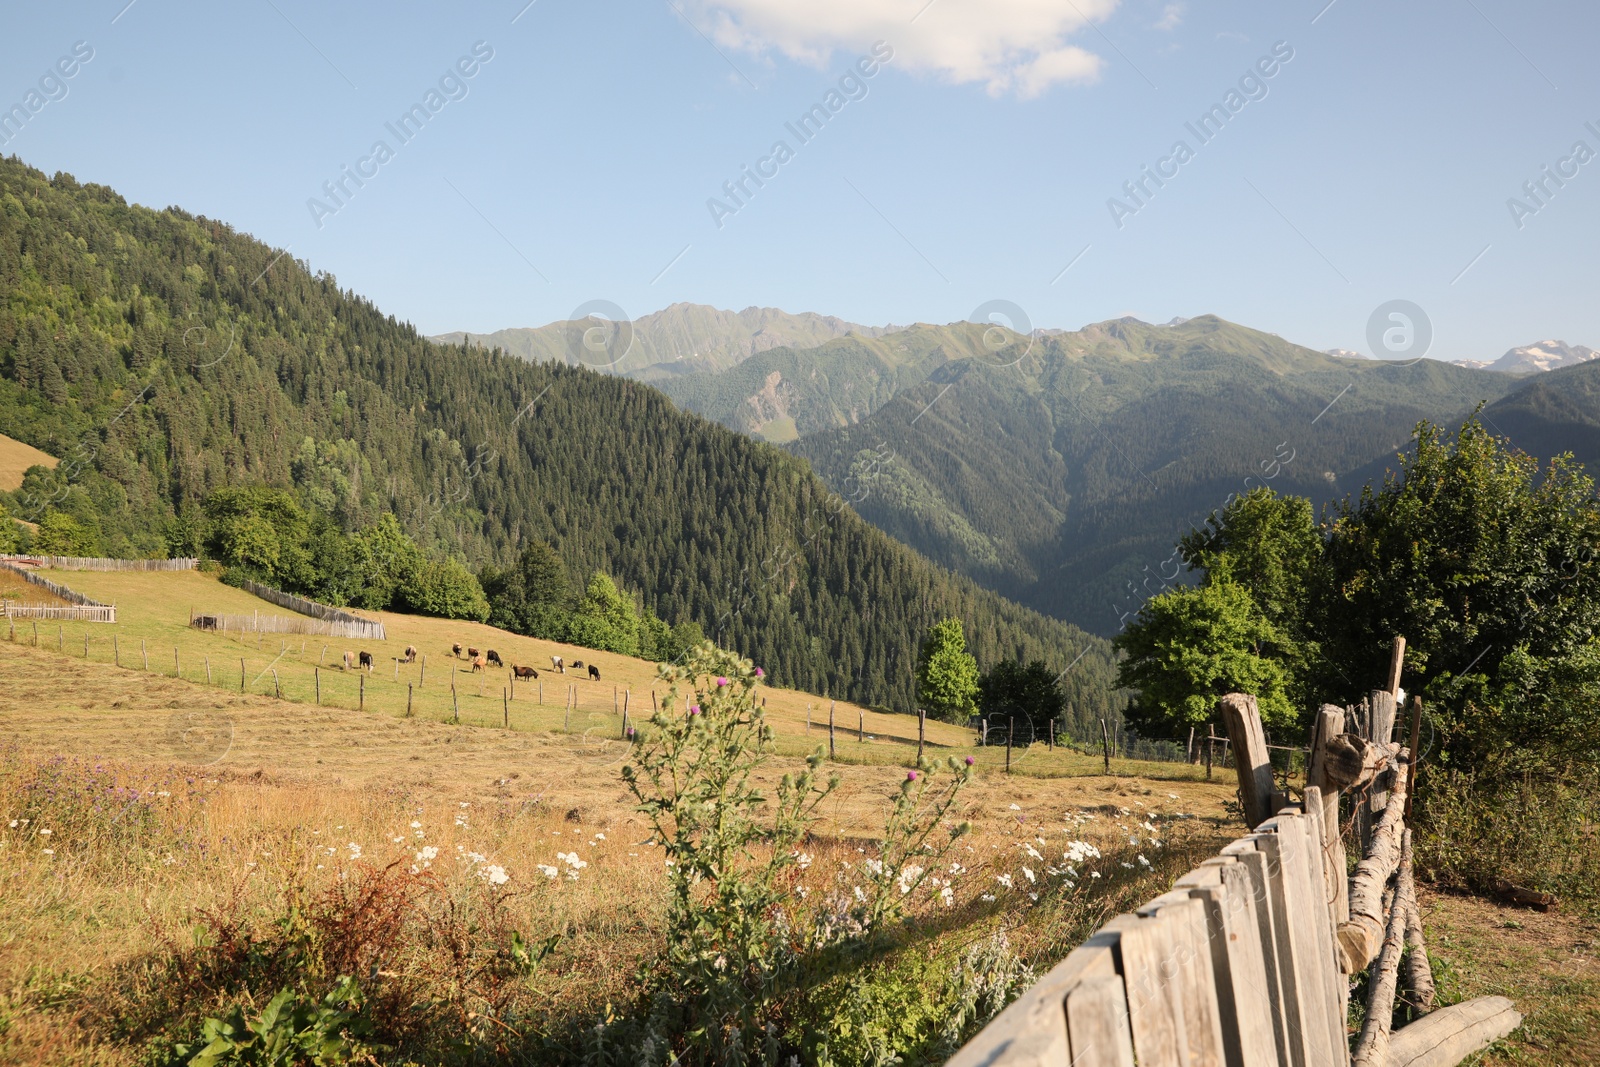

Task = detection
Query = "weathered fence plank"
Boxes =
[1218,693,1279,828]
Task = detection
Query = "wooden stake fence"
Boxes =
[951,647,1521,1067]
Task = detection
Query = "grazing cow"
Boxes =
[359,651,374,672]
[587,664,600,682]
[342,650,356,671]
[470,654,487,672]
[452,643,463,657]
[550,655,565,674]
[571,659,585,669]
[403,645,418,663]
[467,646,480,659]
[512,664,537,680]
[486,649,504,668]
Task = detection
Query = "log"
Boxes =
[1307,706,1350,927]
[1323,732,1386,793]
[1384,996,1521,1067]
[1491,879,1558,912]
[1397,825,1435,1014]
[1219,692,1277,828]
[1338,749,1410,972]
[1353,828,1415,1066]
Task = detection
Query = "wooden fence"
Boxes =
[0,560,117,622]
[950,642,1521,1067]
[0,555,197,571]
[4,602,117,622]
[233,579,385,640]
[191,609,384,641]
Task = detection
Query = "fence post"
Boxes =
[1049,719,1055,750]
[420,654,426,688]
[205,656,212,686]
[503,687,509,728]
[614,685,618,714]
[1387,635,1407,696]
[319,644,327,665]
[451,679,459,723]
[141,638,148,670]
[1099,717,1111,774]
[58,625,63,651]
[174,648,180,678]
[859,708,864,743]
[1005,717,1013,773]
[829,702,836,760]
[917,709,925,763]
[33,621,38,646]
[539,680,543,705]
[1405,696,1423,823]
[273,670,282,699]
[315,667,320,705]
[407,683,413,717]
[360,673,364,710]
[1206,727,1214,780]
[394,658,399,682]
[83,633,89,657]
[240,658,245,692]
[113,633,118,665]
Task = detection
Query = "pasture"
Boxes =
[0,431,55,493]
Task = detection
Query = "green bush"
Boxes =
[170,978,380,1067]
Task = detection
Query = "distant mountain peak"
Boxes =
[1325,348,1367,360]
[1486,340,1598,374]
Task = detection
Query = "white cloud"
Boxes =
[689,0,1120,97]
[1154,3,1183,30]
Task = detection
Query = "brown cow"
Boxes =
[469,654,487,672]
[452,643,463,657]
[467,647,480,659]
[342,650,356,671]
[512,664,537,680]
[403,645,418,663]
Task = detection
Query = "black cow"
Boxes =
[571,659,585,669]
[486,649,504,668]
[587,663,600,681]
[358,651,374,672]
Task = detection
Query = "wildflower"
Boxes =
[713,955,727,971]
[416,845,439,866]
[1137,854,1151,867]
[794,851,813,869]
[6,820,14,828]
[689,705,701,716]
[538,864,558,879]
[995,874,1013,889]
[37,829,50,836]
[1167,793,1179,799]
[41,848,54,855]
[1090,871,1102,879]
[156,791,171,798]
[482,865,510,885]
[939,885,954,907]
[1022,867,1036,883]
[853,885,866,903]
[1024,845,1044,861]
[1028,892,1039,902]
[392,836,404,843]
[1121,862,1134,869]
[754,667,765,678]
[1008,804,1021,811]
[594,832,606,840]
[715,677,729,687]
[906,770,918,781]
[965,756,975,765]
[981,893,996,902]
[410,821,422,828]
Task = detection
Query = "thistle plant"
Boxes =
[859,759,972,931]
[622,643,837,1065]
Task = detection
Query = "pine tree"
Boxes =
[917,617,980,724]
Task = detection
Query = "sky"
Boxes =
[2,0,1596,362]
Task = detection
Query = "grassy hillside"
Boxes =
[0,156,1121,715]
[0,430,55,492]
[792,316,1521,633]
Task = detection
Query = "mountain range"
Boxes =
[441,307,1598,636]
[1452,339,1600,374]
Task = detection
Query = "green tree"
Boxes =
[917,617,980,724]
[978,660,1064,736]
[1320,416,1600,770]
[32,510,99,555]
[480,540,572,640]
[402,557,491,622]
[0,502,22,553]
[1179,488,1322,637]
[566,572,640,655]
[1114,578,1298,733]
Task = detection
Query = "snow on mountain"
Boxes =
[1486,340,1599,374]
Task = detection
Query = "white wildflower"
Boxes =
[537,864,558,879]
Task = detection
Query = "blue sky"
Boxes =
[2,0,1594,361]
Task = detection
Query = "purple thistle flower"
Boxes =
[965,756,976,766]
[754,667,764,678]
[716,676,729,687]
[689,705,701,716]
[907,770,918,781]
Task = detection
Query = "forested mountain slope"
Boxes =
[792,317,1521,634]
[0,156,1120,717]
[1481,360,1600,472]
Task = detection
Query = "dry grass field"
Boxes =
[0,569,1243,1065]
[0,569,1574,1065]
[0,432,55,493]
